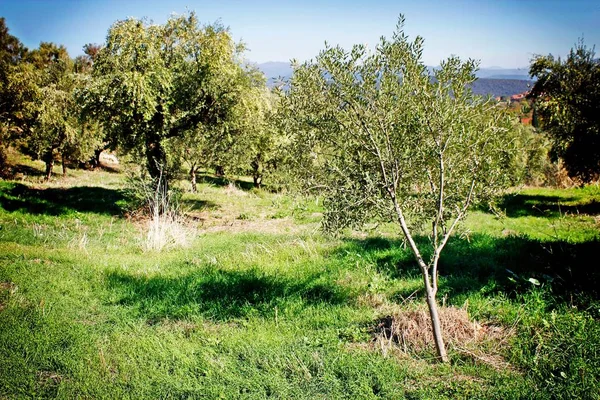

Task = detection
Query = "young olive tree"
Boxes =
[280,17,520,362]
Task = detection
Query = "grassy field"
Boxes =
[1,156,599,399]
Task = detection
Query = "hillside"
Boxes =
[0,155,599,398]
[257,62,531,97]
[471,78,531,97]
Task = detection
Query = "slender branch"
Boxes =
[431,149,444,293]
[389,188,428,271]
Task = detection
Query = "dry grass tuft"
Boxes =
[373,306,515,370]
[130,171,196,252]
[144,212,193,252]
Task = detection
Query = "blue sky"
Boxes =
[1,0,599,68]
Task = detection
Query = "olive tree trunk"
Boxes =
[61,153,67,176]
[390,191,449,362]
[189,163,198,193]
[43,149,54,181]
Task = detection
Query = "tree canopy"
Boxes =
[0,17,29,170]
[84,12,256,182]
[280,16,521,362]
[18,43,102,179]
[529,41,600,183]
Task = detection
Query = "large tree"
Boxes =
[529,40,600,182]
[280,17,521,362]
[85,12,249,184]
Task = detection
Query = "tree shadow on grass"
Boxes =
[0,182,125,216]
[200,174,255,191]
[496,193,600,218]
[439,235,600,301]
[7,163,47,178]
[106,266,349,322]
[332,236,423,279]
[180,198,220,212]
[335,234,600,307]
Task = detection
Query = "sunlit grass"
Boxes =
[1,164,599,398]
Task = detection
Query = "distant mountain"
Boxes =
[257,62,292,85]
[258,62,531,80]
[471,79,531,97]
[485,74,533,80]
[476,67,531,80]
[257,62,532,97]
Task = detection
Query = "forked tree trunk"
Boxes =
[390,192,449,362]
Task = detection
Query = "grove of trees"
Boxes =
[0,12,597,362]
[0,19,102,179]
[83,13,261,184]
[0,14,276,185]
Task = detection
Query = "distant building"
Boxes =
[520,116,533,125]
[510,90,531,102]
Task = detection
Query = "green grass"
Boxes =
[1,160,599,399]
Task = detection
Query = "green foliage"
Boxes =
[16,43,102,179]
[170,64,274,190]
[509,123,552,186]
[225,85,285,188]
[529,40,600,183]
[0,17,31,172]
[281,17,520,236]
[84,12,258,183]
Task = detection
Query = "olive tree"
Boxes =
[18,43,101,180]
[529,40,600,182]
[84,12,248,185]
[0,17,29,171]
[210,83,283,188]
[280,17,520,362]
[171,64,270,191]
